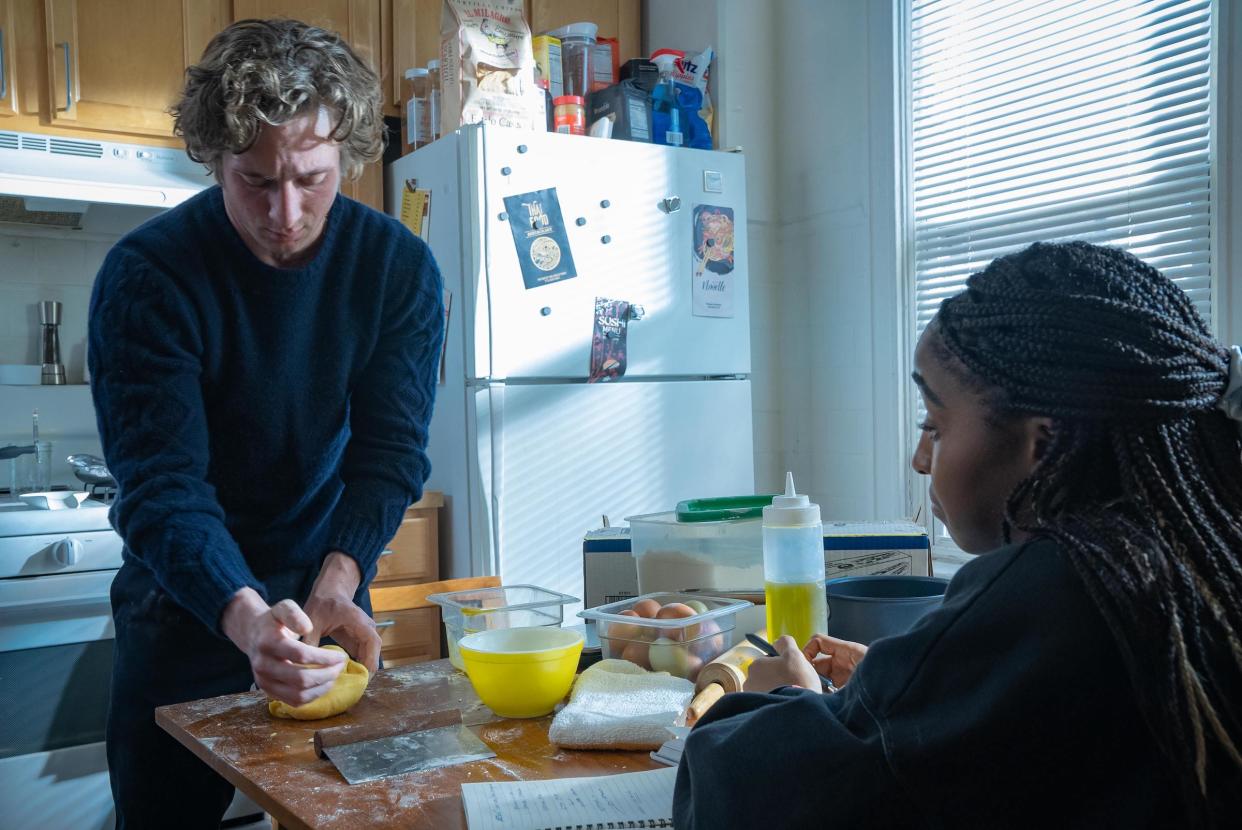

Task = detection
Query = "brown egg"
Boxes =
[609,609,642,641]
[655,602,696,619]
[657,602,698,639]
[632,598,662,619]
[620,640,650,669]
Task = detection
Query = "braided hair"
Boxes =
[931,241,1242,823]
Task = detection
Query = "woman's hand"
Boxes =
[743,635,822,693]
[803,634,867,688]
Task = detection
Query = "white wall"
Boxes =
[0,230,111,487]
[646,0,904,519]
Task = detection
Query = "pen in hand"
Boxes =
[746,632,838,693]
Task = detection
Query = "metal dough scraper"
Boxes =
[314,709,496,785]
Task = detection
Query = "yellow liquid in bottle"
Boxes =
[765,581,828,650]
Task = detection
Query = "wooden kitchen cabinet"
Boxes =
[368,490,446,666]
[40,0,229,137]
[0,0,17,117]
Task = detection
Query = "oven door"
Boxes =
[0,570,116,830]
[0,570,265,828]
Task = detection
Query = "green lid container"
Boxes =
[674,494,778,523]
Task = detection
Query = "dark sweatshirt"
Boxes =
[674,537,1241,828]
[88,186,444,633]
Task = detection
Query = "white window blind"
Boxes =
[910,0,1215,336]
[906,0,1215,553]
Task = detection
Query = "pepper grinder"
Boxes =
[40,300,66,385]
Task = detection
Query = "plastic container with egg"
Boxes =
[578,592,752,682]
[427,584,578,670]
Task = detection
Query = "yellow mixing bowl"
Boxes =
[458,626,584,718]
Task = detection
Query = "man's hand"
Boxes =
[302,551,382,674]
[803,634,867,688]
[221,588,346,706]
[743,635,822,693]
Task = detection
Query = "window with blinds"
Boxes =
[905,0,1216,553]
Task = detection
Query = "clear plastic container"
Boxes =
[548,22,597,99]
[579,591,752,681]
[401,68,430,155]
[427,584,578,670]
[628,510,766,595]
[426,59,442,141]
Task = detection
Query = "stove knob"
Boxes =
[51,538,83,567]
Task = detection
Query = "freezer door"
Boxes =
[477,127,750,380]
[485,379,754,615]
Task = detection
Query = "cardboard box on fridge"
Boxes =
[583,520,932,611]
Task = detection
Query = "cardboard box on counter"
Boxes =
[583,520,931,610]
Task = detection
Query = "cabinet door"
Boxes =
[42,0,228,137]
[0,0,15,117]
[386,0,439,115]
[529,0,640,63]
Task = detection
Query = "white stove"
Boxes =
[0,495,122,829]
[0,495,124,580]
[0,494,263,827]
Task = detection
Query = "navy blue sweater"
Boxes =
[675,538,1242,827]
[89,186,444,634]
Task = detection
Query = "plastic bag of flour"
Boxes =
[441,0,546,134]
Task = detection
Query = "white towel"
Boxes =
[548,659,695,751]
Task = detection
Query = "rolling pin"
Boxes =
[685,631,768,726]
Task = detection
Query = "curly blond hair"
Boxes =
[172,18,383,180]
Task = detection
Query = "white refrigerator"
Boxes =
[386,125,754,613]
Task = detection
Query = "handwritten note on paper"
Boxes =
[460,766,676,830]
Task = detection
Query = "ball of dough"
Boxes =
[267,645,370,720]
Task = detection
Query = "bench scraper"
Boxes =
[314,708,495,785]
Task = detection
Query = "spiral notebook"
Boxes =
[460,766,676,830]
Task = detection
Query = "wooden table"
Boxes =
[156,659,661,829]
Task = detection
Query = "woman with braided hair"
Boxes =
[673,241,1242,828]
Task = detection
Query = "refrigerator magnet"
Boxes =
[503,188,578,289]
[589,297,631,383]
[692,204,735,318]
[400,179,432,239]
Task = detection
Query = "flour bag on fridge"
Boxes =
[441,0,546,134]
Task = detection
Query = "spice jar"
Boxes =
[553,95,586,135]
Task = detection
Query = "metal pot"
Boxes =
[825,575,950,645]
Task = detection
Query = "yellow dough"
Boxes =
[267,645,370,720]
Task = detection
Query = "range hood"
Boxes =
[0,128,211,232]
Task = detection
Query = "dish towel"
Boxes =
[548,659,695,751]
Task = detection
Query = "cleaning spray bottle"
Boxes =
[763,472,827,649]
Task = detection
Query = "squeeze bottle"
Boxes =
[763,472,827,649]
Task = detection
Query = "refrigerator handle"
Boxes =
[486,384,505,577]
